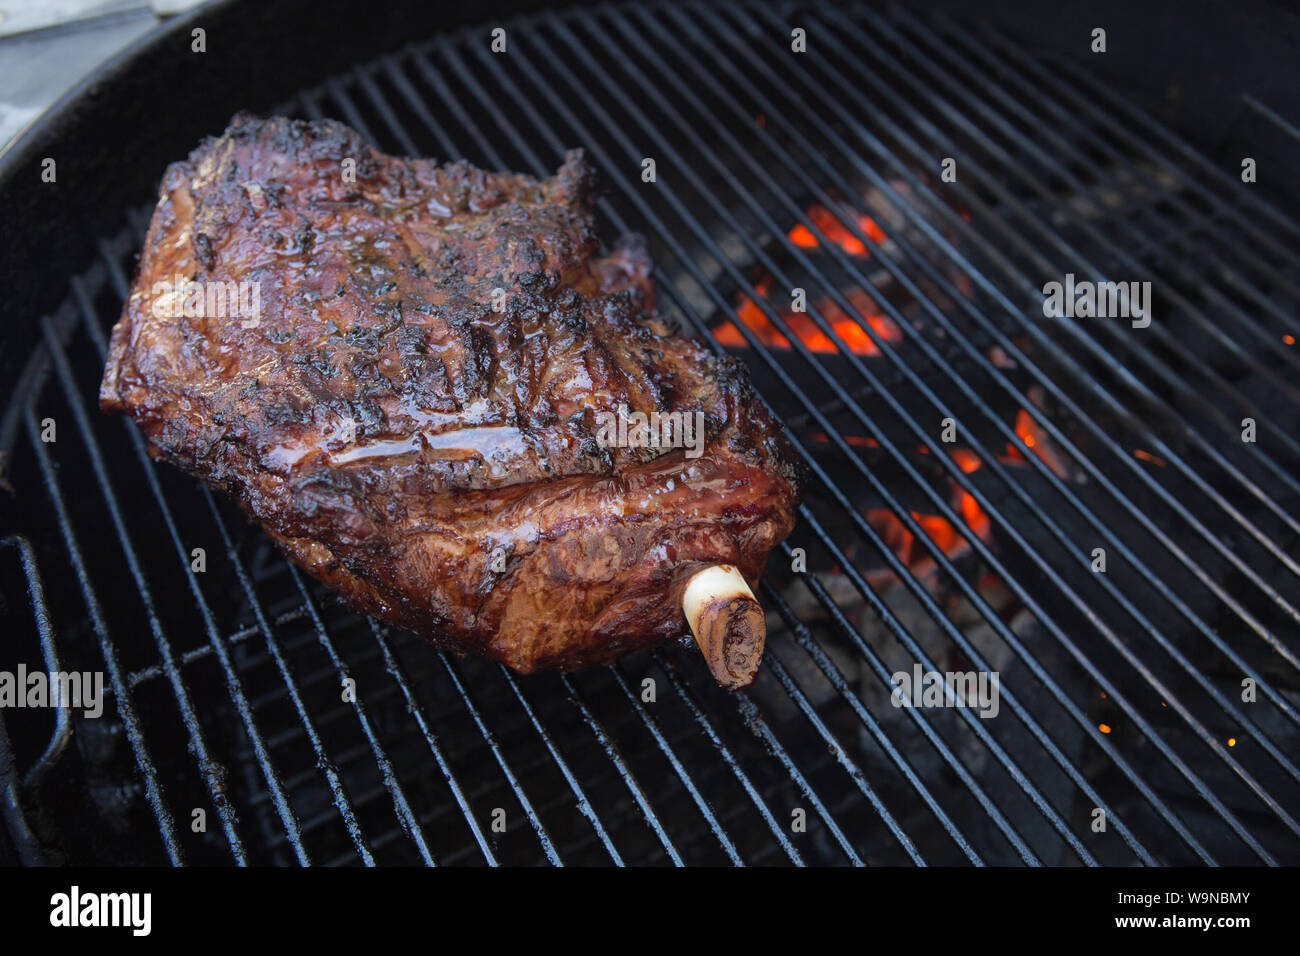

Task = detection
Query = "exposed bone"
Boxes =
[682,565,766,689]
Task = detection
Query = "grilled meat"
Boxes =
[100,114,802,674]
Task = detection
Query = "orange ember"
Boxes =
[1013,408,1069,478]
[715,286,903,356]
[956,490,990,540]
[914,512,963,555]
[865,484,992,571]
[809,432,880,448]
[1133,448,1167,467]
[786,204,886,257]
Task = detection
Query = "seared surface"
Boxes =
[100,114,801,672]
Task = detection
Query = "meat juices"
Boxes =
[100,114,802,678]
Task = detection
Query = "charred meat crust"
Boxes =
[100,114,802,672]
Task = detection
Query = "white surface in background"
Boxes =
[0,0,142,37]
[0,0,209,149]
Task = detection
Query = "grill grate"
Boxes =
[3,0,1300,865]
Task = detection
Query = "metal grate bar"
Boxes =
[71,271,315,864]
[364,620,499,864]
[282,564,437,864]
[733,1,1300,853]
[433,24,1052,860]
[837,5,1300,529]
[124,607,311,687]
[648,652,804,863]
[728,682,864,864]
[874,8,1300,549]
[376,52,808,861]
[350,50,800,865]
[640,2,1300,810]
[434,655,562,865]
[642,0,1289,863]
[247,655,599,861]
[0,534,60,864]
[36,315,256,861]
[946,20,1300,374]
[307,82,640,866]
[499,17,1106,862]
[601,666,744,864]
[98,233,375,864]
[756,622,927,864]
[540,13,1258,868]
[23,408,184,862]
[694,3,1300,795]
[759,575,984,864]
[300,88,573,866]
[557,674,685,864]
[789,4,1300,741]
[0,534,70,792]
[104,494,495,856]
[737,10,1300,763]
[493,667,626,864]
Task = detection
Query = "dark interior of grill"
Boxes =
[3,0,1300,866]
